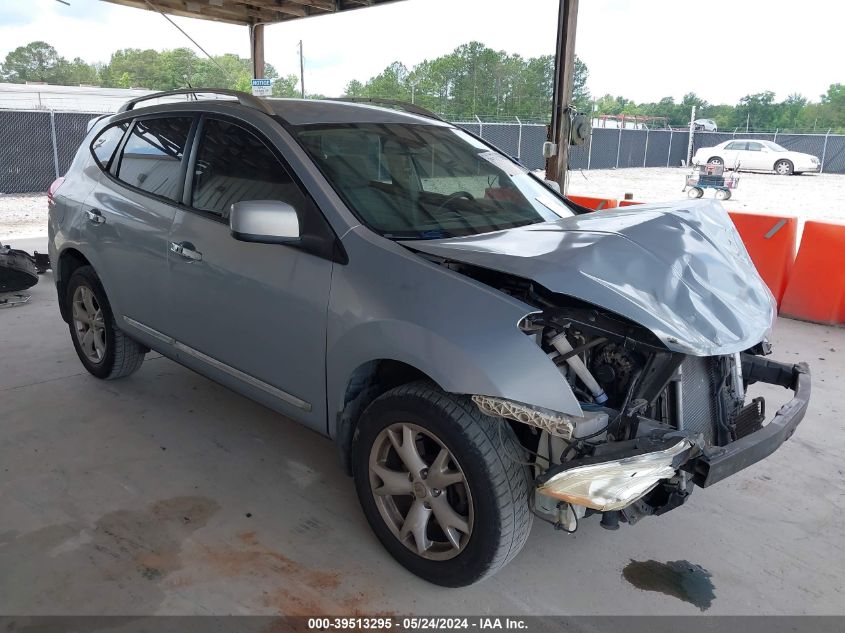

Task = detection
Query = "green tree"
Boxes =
[272,74,299,97]
[1,41,64,82]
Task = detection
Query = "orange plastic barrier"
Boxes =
[567,195,618,211]
[780,221,845,324]
[618,200,644,207]
[728,212,797,306]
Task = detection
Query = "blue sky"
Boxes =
[1,0,842,104]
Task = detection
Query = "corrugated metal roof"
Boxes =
[100,0,405,26]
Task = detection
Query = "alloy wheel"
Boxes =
[368,422,474,561]
[72,285,106,363]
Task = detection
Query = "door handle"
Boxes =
[86,208,105,225]
[169,241,202,262]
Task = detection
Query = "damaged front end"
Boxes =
[476,302,810,531]
[405,201,810,532]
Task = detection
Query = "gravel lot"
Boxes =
[567,168,845,222]
[0,193,49,242]
[3,168,844,244]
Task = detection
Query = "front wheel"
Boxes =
[352,382,532,587]
[774,159,794,176]
[707,156,723,167]
[65,265,146,380]
[688,187,704,199]
[715,188,731,200]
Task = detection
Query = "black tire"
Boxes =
[687,187,704,199]
[774,159,794,176]
[715,188,731,201]
[707,156,723,166]
[352,381,532,587]
[65,265,145,380]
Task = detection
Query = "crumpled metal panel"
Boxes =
[403,200,775,356]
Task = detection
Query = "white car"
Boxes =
[693,139,820,175]
[693,118,718,132]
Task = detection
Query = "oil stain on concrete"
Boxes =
[622,560,715,611]
[0,496,219,613]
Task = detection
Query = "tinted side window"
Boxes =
[747,142,763,151]
[726,141,747,151]
[90,122,129,169]
[116,117,193,202]
[191,118,306,219]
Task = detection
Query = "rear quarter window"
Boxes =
[90,122,129,170]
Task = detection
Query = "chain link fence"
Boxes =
[2,108,844,193]
[0,110,100,193]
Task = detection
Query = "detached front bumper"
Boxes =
[536,357,810,513]
[690,358,810,487]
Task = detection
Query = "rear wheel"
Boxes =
[688,187,704,199]
[715,188,731,200]
[352,382,532,587]
[774,159,794,175]
[65,265,145,380]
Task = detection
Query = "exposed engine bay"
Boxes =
[429,256,802,532]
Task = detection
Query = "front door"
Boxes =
[165,116,335,431]
[744,141,769,170]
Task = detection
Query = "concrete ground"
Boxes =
[1,239,844,616]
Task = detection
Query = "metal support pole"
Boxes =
[643,127,649,167]
[615,125,622,169]
[49,109,60,179]
[820,129,831,174]
[298,40,305,98]
[251,24,265,79]
[515,116,522,160]
[547,0,579,191]
[667,129,674,167]
[686,105,696,166]
[773,128,778,143]
[586,125,593,170]
[475,115,483,140]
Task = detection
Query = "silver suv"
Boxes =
[49,89,810,587]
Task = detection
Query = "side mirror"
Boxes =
[230,200,300,244]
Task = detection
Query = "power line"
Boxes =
[141,0,233,84]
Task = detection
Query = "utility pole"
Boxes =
[546,0,579,193]
[298,40,305,98]
[746,112,750,133]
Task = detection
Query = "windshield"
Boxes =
[292,123,573,239]
[762,141,788,152]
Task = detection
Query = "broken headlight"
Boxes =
[537,439,693,511]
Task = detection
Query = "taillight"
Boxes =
[47,177,65,206]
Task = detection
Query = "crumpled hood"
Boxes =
[402,199,776,356]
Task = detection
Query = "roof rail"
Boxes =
[117,88,275,116]
[331,98,446,122]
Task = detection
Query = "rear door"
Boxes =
[84,115,195,333]
[721,141,746,168]
[165,114,336,431]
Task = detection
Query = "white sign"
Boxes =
[251,78,272,97]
